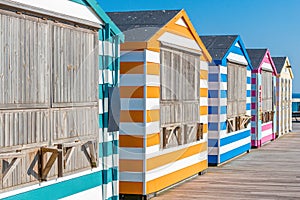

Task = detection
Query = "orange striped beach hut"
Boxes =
[108,9,212,199]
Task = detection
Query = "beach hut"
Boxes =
[273,57,293,136]
[247,49,278,148]
[107,9,212,198]
[0,0,123,199]
[292,93,300,121]
[201,35,252,165]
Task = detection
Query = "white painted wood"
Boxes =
[145,50,160,64]
[175,17,188,27]
[227,52,248,66]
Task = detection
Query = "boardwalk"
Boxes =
[154,123,300,200]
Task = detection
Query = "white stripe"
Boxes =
[146,121,160,134]
[121,51,144,62]
[247,70,251,77]
[120,122,145,135]
[103,41,113,57]
[200,115,208,124]
[247,83,251,90]
[0,167,102,199]
[200,61,209,71]
[158,32,202,52]
[60,186,102,200]
[146,141,205,159]
[146,75,160,86]
[99,99,103,114]
[219,66,227,74]
[226,52,248,66]
[261,122,273,138]
[121,98,144,110]
[145,50,160,64]
[99,70,103,84]
[220,98,227,106]
[220,82,227,90]
[119,147,144,160]
[208,114,219,123]
[146,144,160,154]
[220,136,251,155]
[120,172,144,182]
[208,82,219,90]
[208,98,219,106]
[146,98,160,110]
[104,98,108,113]
[200,98,208,106]
[175,17,188,27]
[120,74,144,86]
[200,79,208,88]
[208,147,218,155]
[102,181,113,199]
[145,151,207,182]
[219,114,227,123]
[234,42,241,48]
[208,131,219,139]
[209,65,219,73]
[247,97,251,103]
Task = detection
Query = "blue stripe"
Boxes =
[208,74,219,82]
[247,77,251,84]
[230,46,244,56]
[208,122,218,131]
[107,195,119,200]
[247,90,251,97]
[99,84,103,99]
[208,155,218,164]
[99,114,103,128]
[103,167,118,184]
[220,143,251,163]
[246,103,251,110]
[208,139,218,147]
[103,112,108,128]
[209,90,219,98]
[3,171,102,200]
[220,106,227,114]
[220,122,227,131]
[220,74,227,82]
[208,106,218,114]
[220,129,250,146]
[220,90,227,98]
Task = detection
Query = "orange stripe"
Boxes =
[203,123,208,133]
[120,160,144,172]
[200,69,208,80]
[120,110,144,123]
[120,181,143,195]
[120,86,144,98]
[120,62,144,74]
[147,133,160,147]
[146,110,160,122]
[121,42,147,51]
[146,142,207,171]
[146,160,208,194]
[200,88,208,97]
[119,135,144,148]
[147,86,160,98]
[200,106,208,115]
[146,62,160,75]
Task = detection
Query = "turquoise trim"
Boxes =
[70,0,88,6]
[3,171,102,200]
[85,0,124,41]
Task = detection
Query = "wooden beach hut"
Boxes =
[0,0,123,199]
[201,35,252,165]
[107,9,212,198]
[247,49,278,148]
[273,57,293,136]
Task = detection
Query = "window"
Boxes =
[160,46,201,149]
[261,70,274,123]
[227,62,250,133]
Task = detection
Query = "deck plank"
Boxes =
[154,123,300,199]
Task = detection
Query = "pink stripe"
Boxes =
[251,91,256,97]
[251,78,256,84]
[251,103,256,109]
[251,127,256,133]
[262,122,272,131]
[261,133,276,145]
[251,140,260,147]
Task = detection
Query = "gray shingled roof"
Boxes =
[107,10,181,42]
[246,49,267,69]
[272,57,287,73]
[200,35,238,61]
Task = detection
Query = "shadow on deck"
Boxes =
[154,123,300,200]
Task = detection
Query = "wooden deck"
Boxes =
[154,123,300,199]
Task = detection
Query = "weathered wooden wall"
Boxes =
[0,7,99,192]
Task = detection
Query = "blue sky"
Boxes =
[99,0,300,93]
